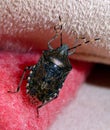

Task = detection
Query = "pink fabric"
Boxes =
[0,51,91,130]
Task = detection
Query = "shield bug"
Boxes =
[8,16,100,113]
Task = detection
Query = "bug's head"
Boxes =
[57,43,82,56]
[58,44,69,55]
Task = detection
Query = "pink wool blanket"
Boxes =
[0,52,91,130]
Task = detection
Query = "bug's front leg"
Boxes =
[8,66,33,93]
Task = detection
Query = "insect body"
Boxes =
[8,16,99,110]
[26,44,72,108]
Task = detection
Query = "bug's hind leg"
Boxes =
[8,66,33,93]
[36,95,58,117]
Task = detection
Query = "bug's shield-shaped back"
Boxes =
[27,48,72,105]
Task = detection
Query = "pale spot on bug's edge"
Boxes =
[49,97,53,100]
[58,88,61,91]
[33,65,36,68]
[26,83,29,87]
[26,89,29,93]
[44,100,47,104]
[28,77,30,80]
[54,93,57,96]
[30,71,33,74]
[50,57,64,67]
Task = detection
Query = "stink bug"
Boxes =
[8,16,100,112]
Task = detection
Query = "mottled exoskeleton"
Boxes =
[8,16,100,112]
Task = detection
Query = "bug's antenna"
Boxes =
[48,16,63,49]
[59,16,63,46]
[68,37,100,55]
[68,44,81,51]
[94,38,100,41]
[80,37,100,44]
[54,16,63,46]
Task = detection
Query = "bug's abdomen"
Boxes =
[27,62,67,103]
[37,63,63,102]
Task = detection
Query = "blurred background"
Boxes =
[50,64,110,130]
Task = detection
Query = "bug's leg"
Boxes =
[48,16,63,49]
[37,95,58,117]
[36,95,58,117]
[48,34,58,50]
[38,95,58,109]
[36,107,40,118]
[8,66,33,93]
[19,74,28,80]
